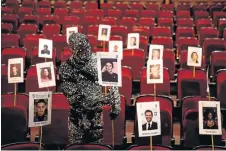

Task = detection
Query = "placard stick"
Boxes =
[112,120,115,148]
[132,49,134,56]
[193,66,195,78]
[14,83,17,106]
[154,83,156,101]
[39,126,43,150]
[103,41,105,52]
[150,136,153,151]
[211,135,214,151]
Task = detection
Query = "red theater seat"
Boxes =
[23,14,39,25]
[158,11,174,18]
[100,3,113,16]
[54,1,67,9]
[218,19,226,38]
[107,9,122,19]
[140,10,157,18]
[1,7,13,16]
[217,69,226,109]
[6,0,19,13]
[127,145,172,150]
[198,27,219,45]
[82,16,99,35]
[42,24,61,39]
[54,8,68,25]
[70,9,85,21]
[18,24,38,46]
[22,0,36,11]
[119,17,137,33]
[194,11,210,21]
[161,4,174,11]
[177,18,194,28]
[69,1,82,11]
[1,93,29,109]
[176,27,195,44]
[1,34,20,49]
[152,37,173,50]
[1,23,13,34]
[196,19,213,32]
[115,3,128,15]
[43,15,59,25]
[2,14,18,32]
[64,144,113,150]
[163,50,176,80]
[177,37,199,57]
[1,142,42,150]
[52,34,68,61]
[213,11,226,27]
[100,17,117,26]
[85,2,98,10]
[38,0,51,8]
[63,16,79,27]
[18,7,33,24]
[36,8,51,25]
[85,9,104,19]
[152,27,172,38]
[31,49,56,66]
[211,51,226,81]
[124,10,139,18]
[61,48,72,62]
[145,3,159,12]
[176,10,191,18]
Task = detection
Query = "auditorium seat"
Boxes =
[38,0,51,8]
[202,38,226,64]
[139,36,149,57]
[152,27,172,38]
[218,19,226,38]
[43,15,58,25]
[163,50,176,80]
[115,3,128,15]
[1,7,13,16]
[52,34,68,62]
[53,1,67,9]
[1,34,20,49]
[193,145,226,150]
[25,66,56,93]
[130,3,144,13]
[2,14,19,32]
[64,144,113,150]
[85,9,104,20]
[1,65,18,94]
[6,0,19,14]
[1,23,13,34]
[69,1,82,11]
[107,9,122,19]
[1,142,43,150]
[195,19,213,33]
[119,66,132,106]
[54,8,69,25]
[133,95,173,146]
[82,16,99,34]
[111,25,128,45]
[145,3,159,12]
[42,24,61,39]
[213,11,226,27]
[216,69,226,109]
[100,17,117,26]
[121,49,145,80]
[87,25,99,37]
[158,11,174,19]
[24,34,46,59]
[179,50,206,70]
[140,67,170,95]
[198,27,219,45]
[18,7,33,24]
[152,37,173,50]
[1,47,26,67]
[102,95,126,145]
[85,2,98,10]
[100,3,113,16]
[177,37,199,57]
[60,48,72,63]
[110,35,123,41]
[23,14,39,25]
[36,8,51,25]
[138,18,155,35]
[63,16,79,28]
[31,49,56,66]
[209,5,223,17]
[177,69,207,100]
[224,29,226,40]
[158,18,174,31]
[177,4,190,11]
[140,10,157,18]
[119,17,137,33]
[127,145,172,150]
[22,0,36,11]
[193,5,207,12]
[177,18,194,28]
[194,11,210,21]
[124,10,139,18]
[161,4,174,11]
[176,27,195,44]
[70,9,85,21]
[211,51,226,81]
[42,93,69,146]
[1,105,28,145]
[18,24,38,46]
[176,11,191,18]
[1,93,29,109]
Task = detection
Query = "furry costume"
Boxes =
[59,33,121,144]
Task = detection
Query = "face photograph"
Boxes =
[10,64,21,78]
[113,45,119,52]
[130,37,137,46]
[101,59,118,83]
[40,67,52,83]
[41,44,50,55]
[149,64,160,79]
[203,107,218,129]
[142,110,158,131]
[187,47,202,67]
[101,28,108,36]
[152,49,160,60]
[34,99,48,122]
[39,39,53,59]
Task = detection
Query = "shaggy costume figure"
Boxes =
[59,33,121,144]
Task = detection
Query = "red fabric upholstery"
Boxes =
[119,17,137,33]
[152,37,173,49]
[18,24,38,45]
[61,48,72,62]
[54,1,67,9]
[177,18,194,27]
[176,10,191,18]
[85,9,104,19]
[1,34,20,49]
[54,8,68,25]
[23,14,39,24]
[177,37,199,56]
[38,1,51,8]
[124,10,139,18]
[218,19,226,38]
[158,18,174,30]
[217,69,226,108]
[195,19,213,32]
[107,9,122,19]
[31,49,56,66]
[100,3,113,16]
[2,14,18,32]
[18,7,33,23]
[163,50,175,80]
[1,142,42,150]
[1,7,13,15]
[213,11,226,27]
[52,34,68,61]
[100,17,116,26]
[158,11,174,18]
[6,0,19,13]
[140,10,157,18]
[43,15,59,25]
[69,1,82,10]
[127,145,172,150]
[111,25,128,45]
[36,8,51,25]
[70,9,85,20]
[85,2,98,10]
[82,16,99,34]
[42,24,61,39]
[211,51,226,81]
[194,11,210,20]
[87,25,99,36]
[176,27,195,44]
[161,4,174,11]
[198,27,219,45]
[64,144,113,150]
[152,27,172,38]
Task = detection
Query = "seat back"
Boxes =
[217,69,226,109]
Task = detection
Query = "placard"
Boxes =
[147,60,163,84]
[98,24,111,41]
[8,58,24,83]
[148,44,163,61]
[66,26,78,43]
[109,40,123,59]
[187,47,202,67]
[38,38,53,59]
[127,33,140,49]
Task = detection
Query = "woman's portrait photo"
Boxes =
[199,101,222,135]
[187,47,202,67]
[98,25,111,41]
[147,60,163,84]
[109,41,123,59]
[148,45,163,61]
[38,38,53,59]
[8,58,24,83]
[66,26,78,43]
[101,59,118,83]
[29,91,52,127]
[127,33,140,49]
[36,62,56,88]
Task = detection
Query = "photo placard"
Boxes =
[109,40,123,59]
[66,26,78,43]
[8,58,24,83]
[127,33,140,49]
[187,47,202,67]
[148,44,164,61]
[147,60,163,84]
[38,38,53,59]
[98,24,111,41]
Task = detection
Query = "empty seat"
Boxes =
[6,0,19,13]
[111,25,128,45]
[53,1,67,9]
[64,144,113,150]
[199,27,219,45]
[52,34,68,61]
[140,68,170,95]
[1,23,13,34]
[69,1,82,11]
[194,11,210,21]
[31,49,56,66]
[177,37,199,57]
[43,15,59,25]
[218,19,226,38]
[2,14,19,32]
[138,18,155,36]
[127,145,172,150]
[177,4,190,11]
[100,3,113,16]
[63,16,79,28]
[140,10,157,18]
[100,17,116,26]
[152,27,172,38]
[177,18,194,28]
[122,49,145,80]
[23,14,39,25]
[132,26,149,39]
[161,4,174,11]
[119,17,137,33]
[217,69,226,109]
[115,3,128,15]
[163,50,176,80]
[176,27,195,44]
[1,142,43,150]
[36,8,51,25]
[54,8,68,25]
[130,3,144,12]
[158,18,174,30]
[195,19,213,32]
[158,11,174,18]
[213,11,226,27]
[152,37,173,50]
[1,7,13,16]
[18,7,33,23]
[176,11,191,18]
[177,68,207,100]
[124,10,139,18]
[70,9,85,21]
[22,0,36,11]
[145,3,159,12]
[42,24,61,39]
[18,24,38,45]
[1,34,20,49]
[85,2,98,10]
[85,9,104,19]
[1,93,29,109]
[107,9,122,19]
[87,25,99,36]
[82,16,99,35]
[38,0,51,8]
[211,51,226,81]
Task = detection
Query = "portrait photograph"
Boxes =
[136,101,161,137]
[97,52,122,87]
[148,44,164,61]
[127,33,140,49]
[98,24,111,41]
[29,91,52,127]
[147,60,163,84]
[8,58,24,83]
[66,26,78,43]
[36,62,56,88]
[187,47,202,67]
[199,101,222,135]
[38,38,53,59]
[109,40,123,59]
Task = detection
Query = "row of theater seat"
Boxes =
[2,93,225,148]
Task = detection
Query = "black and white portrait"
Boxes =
[127,33,140,49]
[109,40,123,59]
[66,26,78,43]
[38,38,53,59]
[8,58,24,83]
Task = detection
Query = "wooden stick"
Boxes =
[104,86,107,96]
[132,49,134,56]
[150,136,152,151]
[193,66,195,78]
[154,83,156,101]
[14,83,17,106]
[112,120,115,148]
[211,135,214,151]
[39,126,43,150]
[103,41,105,52]
[208,92,211,101]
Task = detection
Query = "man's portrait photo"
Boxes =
[127,33,140,49]
[142,110,158,130]
[34,99,48,122]
[97,52,122,87]
[101,59,118,83]
[29,91,52,127]
[36,61,56,88]
[199,101,222,135]
[8,58,24,83]
[136,101,161,137]
[147,60,163,84]
[109,41,123,59]
[10,64,21,78]
[38,38,53,59]
[187,47,202,67]
[148,45,163,61]
[66,26,78,43]
[98,24,111,41]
